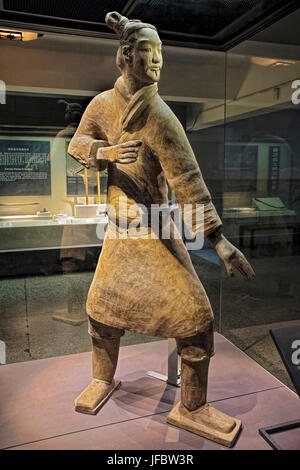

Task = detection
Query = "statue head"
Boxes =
[105,11,163,86]
[58,100,83,125]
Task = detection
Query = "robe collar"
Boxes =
[115,76,158,132]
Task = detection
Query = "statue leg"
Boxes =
[74,317,124,415]
[167,326,242,447]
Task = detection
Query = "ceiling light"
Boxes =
[251,57,296,67]
[270,61,295,68]
[0,28,41,41]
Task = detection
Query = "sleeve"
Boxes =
[149,103,222,239]
[68,95,109,172]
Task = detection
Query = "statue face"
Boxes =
[128,28,163,85]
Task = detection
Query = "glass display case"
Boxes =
[220,30,300,391]
[0,9,299,396]
[0,30,226,364]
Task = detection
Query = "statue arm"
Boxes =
[149,105,255,279]
[68,95,142,168]
[68,97,109,172]
[150,107,222,239]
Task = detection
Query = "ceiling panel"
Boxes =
[0,0,299,50]
[131,0,258,37]
[3,0,129,23]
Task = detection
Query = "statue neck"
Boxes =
[121,71,154,96]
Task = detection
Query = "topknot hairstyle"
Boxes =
[105,11,157,44]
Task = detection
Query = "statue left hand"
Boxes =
[215,237,255,279]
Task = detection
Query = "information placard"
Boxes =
[0,140,51,196]
[268,145,281,194]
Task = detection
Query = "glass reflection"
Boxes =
[221,41,300,390]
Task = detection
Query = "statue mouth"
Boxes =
[150,67,161,71]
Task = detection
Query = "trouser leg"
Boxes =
[176,323,214,411]
[168,324,242,447]
[52,258,86,325]
[180,349,210,411]
[88,317,124,383]
[92,337,120,383]
[74,318,124,415]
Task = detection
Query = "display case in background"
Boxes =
[220,20,300,391]
[0,3,299,396]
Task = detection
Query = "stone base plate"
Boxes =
[75,380,122,416]
[167,402,242,448]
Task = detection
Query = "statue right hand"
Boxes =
[97,140,142,164]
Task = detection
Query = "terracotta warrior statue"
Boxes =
[68,11,255,447]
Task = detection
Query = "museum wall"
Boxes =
[0,34,226,100]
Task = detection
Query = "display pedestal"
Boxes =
[1,334,299,450]
[74,204,106,218]
[147,338,181,387]
[259,420,300,450]
[258,326,300,449]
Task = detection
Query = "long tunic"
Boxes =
[68,76,222,339]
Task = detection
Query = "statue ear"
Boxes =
[122,45,132,64]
